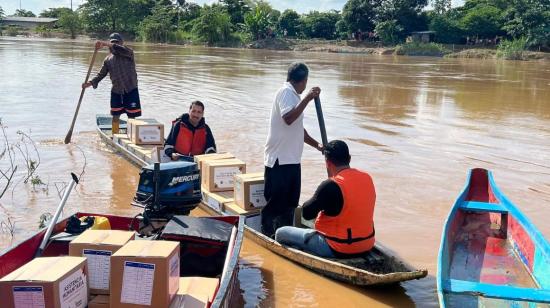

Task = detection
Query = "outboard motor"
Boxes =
[133,161,201,218]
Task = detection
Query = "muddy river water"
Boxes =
[1,37,549,307]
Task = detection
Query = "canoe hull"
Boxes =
[437,168,550,306]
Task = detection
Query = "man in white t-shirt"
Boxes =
[262,62,323,237]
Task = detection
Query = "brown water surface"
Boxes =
[1,37,550,307]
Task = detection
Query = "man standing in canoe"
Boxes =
[262,62,324,238]
[82,33,141,134]
[275,140,376,257]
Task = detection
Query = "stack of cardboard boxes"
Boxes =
[195,153,267,217]
[0,229,191,308]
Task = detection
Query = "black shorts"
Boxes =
[111,88,141,118]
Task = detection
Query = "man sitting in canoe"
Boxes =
[275,140,376,257]
[82,33,141,134]
[164,101,216,160]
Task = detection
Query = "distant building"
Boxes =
[0,17,58,29]
[409,31,435,43]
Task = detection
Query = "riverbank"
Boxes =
[247,38,550,61]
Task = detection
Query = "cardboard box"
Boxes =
[234,172,267,210]
[201,187,234,212]
[128,119,164,145]
[202,159,246,192]
[89,295,110,308]
[225,201,261,216]
[0,256,88,308]
[169,277,219,308]
[194,152,235,170]
[69,230,135,295]
[110,240,180,308]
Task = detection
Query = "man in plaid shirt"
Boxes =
[83,33,141,134]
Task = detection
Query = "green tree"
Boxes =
[460,5,504,38]
[502,0,550,48]
[192,5,233,44]
[432,0,451,15]
[80,0,156,34]
[0,6,4,21]
[278,9,301,36]
[14,9,36,17]
[374,0,428,34]
[220,0,251,25]
[138,3,174,42]
[429,13,463,43]
[40,7,72,18]
[58,10,82,39]
[301,10,341,39]
[244,2,273,40]
[342,0,378,33]
[375,19,403,44]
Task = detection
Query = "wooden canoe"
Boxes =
[437,168,550,307]
[0,212,244,308]
[96,114,428,286]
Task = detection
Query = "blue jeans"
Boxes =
[275,227,335,258]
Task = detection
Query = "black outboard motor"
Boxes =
[133,161,201,218]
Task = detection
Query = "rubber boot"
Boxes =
[112,117,120,135]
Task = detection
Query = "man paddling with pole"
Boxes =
[82,33,141,134]
[262,62,324,238]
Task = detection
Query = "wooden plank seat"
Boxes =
[442,279,550,303]
[460,201,508,214]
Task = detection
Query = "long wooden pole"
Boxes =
[64,48,98,144]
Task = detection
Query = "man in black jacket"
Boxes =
[164,101,216,160]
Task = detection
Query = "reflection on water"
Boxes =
[1,37,550,307]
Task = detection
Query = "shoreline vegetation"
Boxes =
[3,32,550,61]
[0,0,548,62]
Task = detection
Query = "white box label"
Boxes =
[138,126,161,143]
[249,183,266,208]
[59,268,88,308]
[121,261,155,306]
[83,249,112,290]
[214,166,241,188]
[13,286,45,308]
[169,253,180,296]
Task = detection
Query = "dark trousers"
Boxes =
[261,161,301,238]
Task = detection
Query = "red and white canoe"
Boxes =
[0,212,244,308]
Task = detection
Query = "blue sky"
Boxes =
[1,0,466,16]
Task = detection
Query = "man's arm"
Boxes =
[86,61,108,89]
[282,87,320,125]
[205,125,217,154]
[110,43,134,59]
[164,121,179,158]
[302,179,344,220]
[304,129,323,152]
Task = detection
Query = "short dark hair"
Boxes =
[189,100,204,111]
[324,140,351,166]
[287,62,309,83]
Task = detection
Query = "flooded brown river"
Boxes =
[1,37,550,307]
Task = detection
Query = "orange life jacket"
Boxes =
[174,122,207,156]
[315,168,376,254]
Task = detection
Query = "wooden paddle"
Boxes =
[294,96,329,227]
[35,173,79,257]
[314,96,328,148]
[64,47,99,144]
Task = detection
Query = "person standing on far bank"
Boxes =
[262,62,324,238]
[82,33,141,134]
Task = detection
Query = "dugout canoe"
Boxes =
[0,212,244,308]
[96,114,428,286]
[437,168,550,306]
